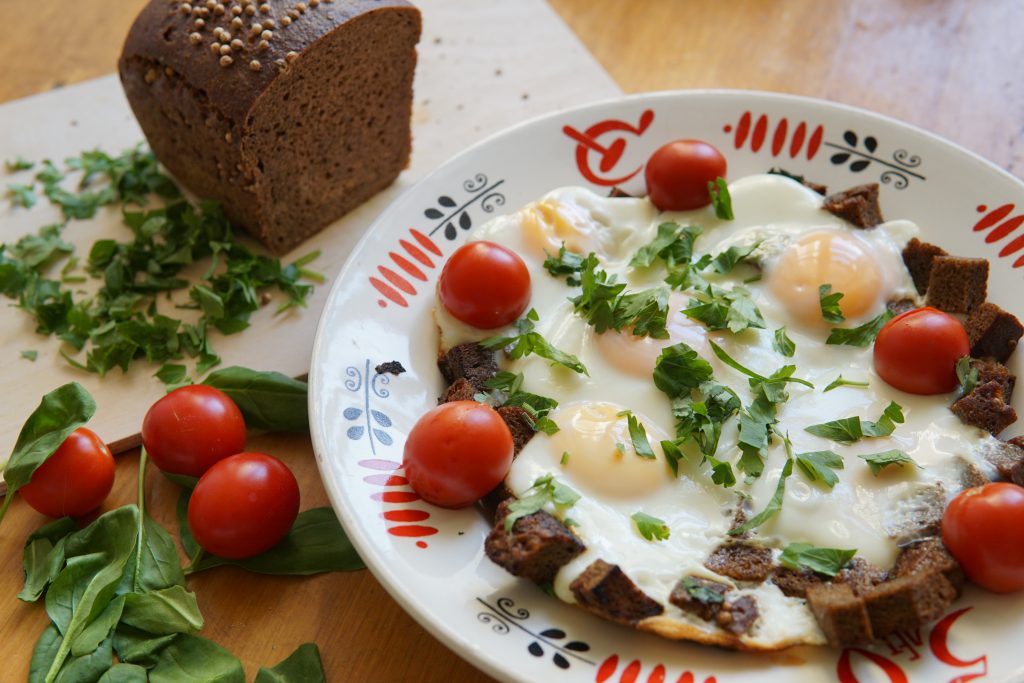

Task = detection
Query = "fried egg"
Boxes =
[434,174,998,649]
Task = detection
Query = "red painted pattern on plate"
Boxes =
[358,458,437,547]
[595,655,715,683]
[370,229,444,308]
[726,111,824,160]
[972,203,1024,267]
[563,109,655,187]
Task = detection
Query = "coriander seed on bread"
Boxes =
[119,0,421,253]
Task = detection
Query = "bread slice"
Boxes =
[119,0,421,253]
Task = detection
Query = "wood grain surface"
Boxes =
[0,1,1020,681]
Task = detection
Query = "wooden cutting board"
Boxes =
[0,0,621,465]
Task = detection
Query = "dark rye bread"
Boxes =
[823,183,883,228]
[704,543,773,583]
[924,255,989,313]
[119,0,421,254]
[484,499,584,585]
[966,302,1024,363]
[951,380,1018,435]
[901,238,947,295]
[570,559,664,625]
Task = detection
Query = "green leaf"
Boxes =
[669,381,741,459]
[804,416,863,443]
[120,586,203,635]
[795,450,844,489]
[772,327,795,357]
[1,382,96,524]
[55,636,114,683]
[98,664,149,683]
[29,624,63,683]
[631,511,670,541]
[729,458,793,535]
[859,449,918,475]
[685,284,765,334]
[708,177,734,220]
[19,517,77,602]
[779,542,857,578]
[826,309,894,347]
[824,375,869,392]
[956,356,979,396]
[660,439,686,477]
[678,576,725,604]
[503,475,580,532]
[21,349,39,361]
[203,366,309,432]
[155,364,190,388]
[481,309,588,375]
[542,243,586,284]
[254,643,326,683]
[709,340,813,389]
[7,182,38,208]
[862,401,905,437]
[707,454,736,487]
[70,594,124,657]
[6,155,35,172]
[818,284,846,324]
[625,413,656,459]
[653,342,714,398]
[708,241,759,274]
[630,222,702,269]
[570,256,671,338]
[112,626,177,668]
[149,634,245,683]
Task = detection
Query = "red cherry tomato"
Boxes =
[403,401,514,508]
[942,482,1024,592]
[438,241,531,329]
[188,452,300,559]
[873,307,969,394]
[20,427,115,518]
[142,385,247,477]
[644,139,728,211]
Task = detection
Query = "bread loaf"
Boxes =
[119,0,421,253]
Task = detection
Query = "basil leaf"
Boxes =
[503,475,580,532]
[98,663,149,682]
[795,450,844,489]
[729,458,793,535]
[19,517,77,602]
[773,327,795,357]
[824,375,869,392]
[818,284,846,324]
[956,356,979,396]
[120,586,203,635]
[155,363,189,388]
[708,177,734,220]
[255,643,326,683]
[859,449,918,475]
[149,634,245,683]
[203,366,309,432]
[1,382,96,525]
[779,542,857,578]
[631,512,670,541]
[625,413,656,459]
[826,309,894,347]
[679,576,725,604]
[653,342,714,398]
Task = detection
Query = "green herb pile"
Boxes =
[2,148,320,380]
[4,375,363,682]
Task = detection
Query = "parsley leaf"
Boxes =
[708,341,813,389]
[571,255,670,339]
[729,457,793,536]
[672,382,742,460]
[483,371,561,434]
[859,449,918,475]
[504,475,581,532]
[653,342,714,397]
[861,401,905,437]
[773,327,795,357]
[20,349,37,361]
[543,243,585,285]
[818,284,846,324]
[560,451,570,465]
[707,454,736,487]
[5,156,34,172]
[660,439,687,477]
[632,512,670,541]
[620,411,656,459]
[824,376,869,392]
[826,309,894,347]
[708,177,734,220]
[709,241,760,274]
[736,397,777,481]
[7,183,37,208]
[795,450,844,488]
[630,222,702,269]
[481,309,588,375]
[684,284,766,334]
[779,543,857,578]
[679,576,726,604]
[805,401,904,443]
[956,356,979,396]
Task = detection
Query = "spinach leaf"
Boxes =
[19,517,77,602]
[254,643,326,683]
[98,664,149,682]
[29,624,62,683]
[203,367,308,432]
[30,624,114,683]
[1,382,96,525]
[70,594,124,657]
[112,626,177,668]
[120,586,203,636]
[149,634,244,683]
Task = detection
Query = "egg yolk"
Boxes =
[522,200,603,259]
[595,304,711,378]
[768,229,883,325]
[550,402,671,498]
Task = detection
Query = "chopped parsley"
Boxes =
[824,375,869,392]
[542,243,585,285]
[481,309,588,375]
[779,542,857,577]
[631,512,670,541]
[729,456,793,536]
[660,439,687,477]
[6,183,37,208]
[708,241,760,274]
[20,350,37,362]
[482,371,560,434]
[956,356,979,396]
[818,284,846,324]
[619,410,656,459]
[772,327,795,357]
[708,341,813,391]
[5,156,34,172]
[684,284,765,334]
[804,401,904,443]
[795,450,844,489]
[154,363,189,388]
[630,222,702,269]
[859,449,918,476]
[679,576,725,604]
[708,177,734,220]
[567,254,671,339]
[653,342,714,396]
[560,451,570,465]
[826,309,894,347]
[504,474,580,532]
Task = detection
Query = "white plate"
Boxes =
[309,91,1024,683]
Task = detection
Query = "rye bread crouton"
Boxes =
[862,572,958,639]
[771,558,885,599]
[717,595,759,635]
[668,576,730,621]
[570,559,664,625]
[966,302,1024,363]
[886,298,918,316]
[951,380,1018,435]
[823,183,883,229]
[892,538,965,596]
[439,377,478,403]
[437,343,497,390]
[484,499,584,585]
[986,439,1024,485]
[805,583,873,646]
[901,238,948,295]
[924,256,989,313]
[705,543,773,583]
[496,405,536,454]
[970,357,1016,402]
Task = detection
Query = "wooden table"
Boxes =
[1,1,1021,681]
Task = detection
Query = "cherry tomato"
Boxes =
[403,401,514,508]
[438,241,531,329]
[942,482,1024,592]
[188,452,300,559]
[873,307,969,394]
[644,139,728,211]
[142,384,247,477]
[20,427,115,517]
